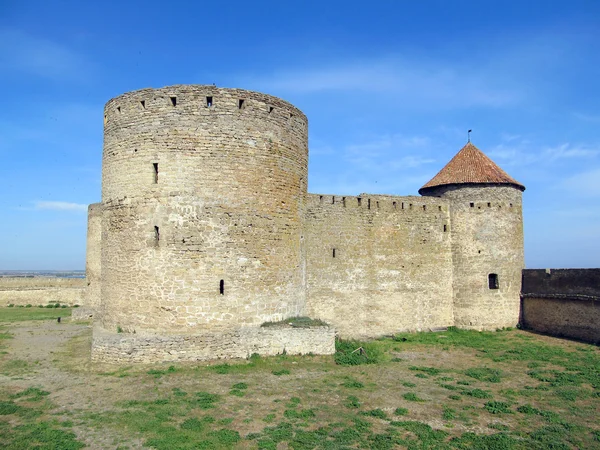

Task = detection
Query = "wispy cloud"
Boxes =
[489,142,600,166]
[0,28,91,80]
[562,168,600,197]
[245,57,520,110]
[573,112,600,123]
[34,201,88,212]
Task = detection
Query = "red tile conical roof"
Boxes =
[419,142,525,194]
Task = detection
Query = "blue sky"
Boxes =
[1,0,599,269]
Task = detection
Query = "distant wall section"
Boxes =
[0,277,86,306]
[305,194,454,338]
[521,269,600,344]
[84,203,102,310]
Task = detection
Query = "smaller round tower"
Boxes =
[419,142,525,330]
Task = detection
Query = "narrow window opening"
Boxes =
[319,195,323,203]
[153,163,159,184]
[170,96,177,107]
[342,197,346,207]
[409,203,413,210]
[103,114,107,125]
[140,100,146,109]
[154,226,160,244]
[206,96,213,107]
[423,205,426,211]
[219,279,224,295]
[357,197,362,206]
[438,206,442,211]
[238,99,245,109]
[376,201,379,208]
[470,202,474,208]
[332,196,335,204]
[332,248,336,258]
[268,106,274,114]
[393,201,397,208]
[488,273,499,290]
[368,199,371,210]
[117,106,121,113]
[509,203,513,208]
[443,224,447,232]
[401,202,404,210]
[487,202,491,207]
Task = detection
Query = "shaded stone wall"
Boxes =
[91,325,335,363]
[422,184,524,330]
[99,85,308,334]
[84,203,102,310]
[521,269,600,343]
[0,277,86,306]
[305,194,454,338]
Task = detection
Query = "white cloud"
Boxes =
[0,28,90,80]
[562,168,600,197]
[244,57,520,110]
[489,142,600,166]
[573,112,600,123]
[34,201,88,212]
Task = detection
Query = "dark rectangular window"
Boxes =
[470,202,474,208]
[170,96,177,107]
[443,224,448,232]
[154,226,160,244]
[220,279,224,295]
[140,100,146,109]
[268,106,274,114]
[206,96,213,107]
[488,273,499,289]
[332,248,336,258]
[153,163,159,184]
[238,99,245,109]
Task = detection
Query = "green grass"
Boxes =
[2,321,600,449]
[261,317,328,328]
[0,307,72,322]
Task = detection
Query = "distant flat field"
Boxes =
[0,307,598,449]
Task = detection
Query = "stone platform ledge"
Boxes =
[71,306,95,321]
[91,324,335,364]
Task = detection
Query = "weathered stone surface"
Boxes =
[91,324,335,363]
[521,269,600,344]
[88,84,527,362]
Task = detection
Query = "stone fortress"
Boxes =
[86,85,525,362]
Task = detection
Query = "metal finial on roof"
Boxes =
[468,129,472,143]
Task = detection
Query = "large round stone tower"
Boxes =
[419,142,525,330]
[96,85,310,347]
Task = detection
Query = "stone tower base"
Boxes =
[91,325,335,364]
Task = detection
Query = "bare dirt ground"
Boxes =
[1,313,599,449]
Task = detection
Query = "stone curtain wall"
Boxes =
[521,269,600,343]
[422,185,524,330]
[0,277,86,306]
[304,194,454,338]
[99,86,308,334]
[84,203,102,310]
[91,325,335,363]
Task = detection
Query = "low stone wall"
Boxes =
[521,297,599,344]
[521,269,600,344]
[0,277,86,306]
[91,325,336,363]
